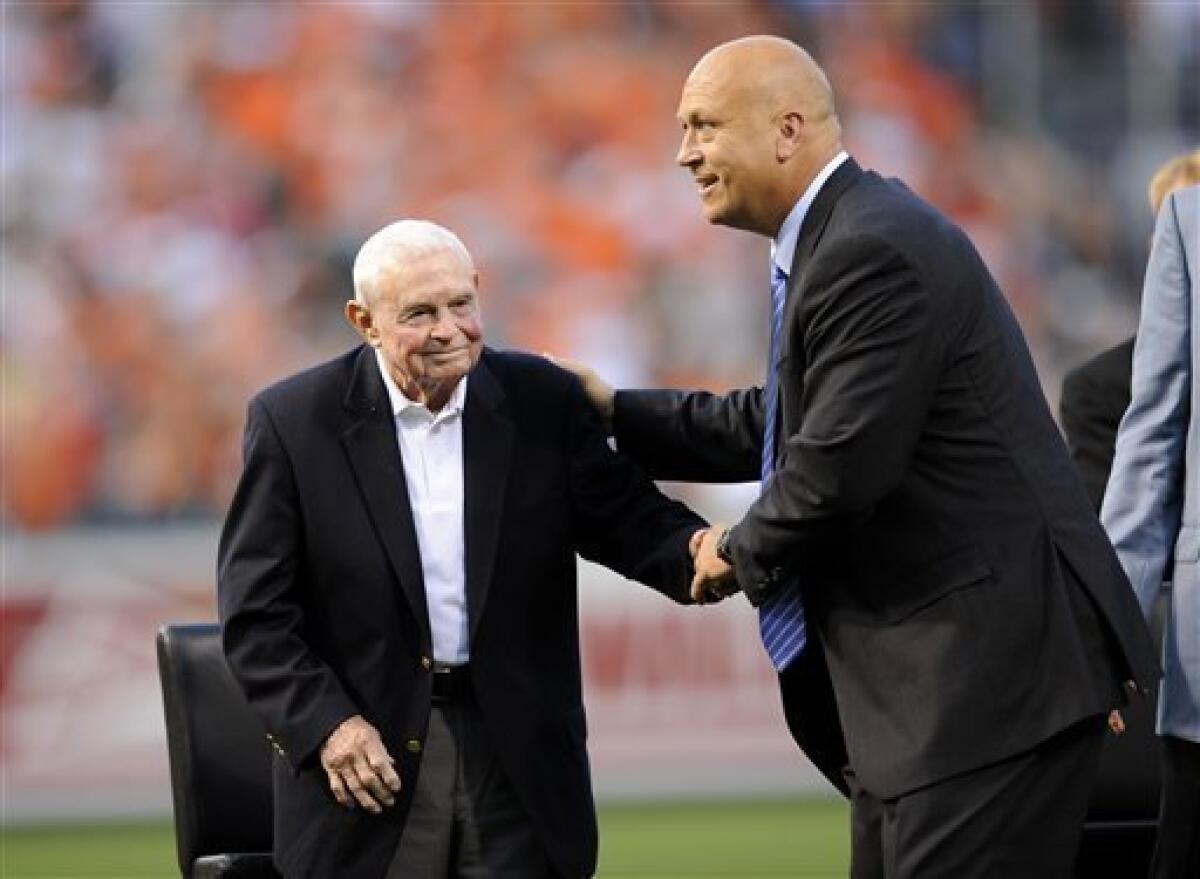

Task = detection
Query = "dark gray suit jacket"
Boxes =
[614,158,1159,798]
[1061,336,1135,510]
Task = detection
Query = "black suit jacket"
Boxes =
[218,346,703,879]
[614,159,1159,799]
[1060,336,1135,510]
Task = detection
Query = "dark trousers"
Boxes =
[848,715,1107,879]
[1150,735,1200,879]
[388,699,556,878]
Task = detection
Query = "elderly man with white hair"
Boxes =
[218,219,706,879]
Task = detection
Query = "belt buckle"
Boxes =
[431,664,467,703]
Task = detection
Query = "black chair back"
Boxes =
[156,622,279,878]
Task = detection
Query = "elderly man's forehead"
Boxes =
[371,248,471,295]
[387,245,473,276]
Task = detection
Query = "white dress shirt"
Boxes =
[375,350,470,665]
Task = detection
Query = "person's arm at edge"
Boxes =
[1101,192,1192,619]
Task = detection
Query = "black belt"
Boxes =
[431,664,473,703]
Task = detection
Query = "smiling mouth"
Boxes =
[696,174,719,197]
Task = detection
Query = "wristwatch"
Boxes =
[715,528,735,566]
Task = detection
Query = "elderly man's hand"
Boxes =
[691,525,740,604]
[544,354,615,433]
[320,715,401,812]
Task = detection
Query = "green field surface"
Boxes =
[1,797,849,878]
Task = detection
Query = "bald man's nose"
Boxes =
[676,134,700,168]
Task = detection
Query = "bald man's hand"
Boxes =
[691,525,740,604]
[1107,710,1125,736]
[544,354,615,433]
[320,715,401,813]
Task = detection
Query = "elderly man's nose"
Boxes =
[430,310,456,337]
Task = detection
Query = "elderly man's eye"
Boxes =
[400,309,432,326]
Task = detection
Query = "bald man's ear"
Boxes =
[776,112,804,161]
[345,299,380,346]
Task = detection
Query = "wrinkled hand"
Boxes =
[320,715,401,812]
[1107,709,1125,736]
[690,525,739,604]
[544,353,615,433]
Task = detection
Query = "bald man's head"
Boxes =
[693,37,838,129]
[675,36,842,237]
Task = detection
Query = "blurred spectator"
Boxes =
[3,0,1198,529]
[1060,149,1200,510]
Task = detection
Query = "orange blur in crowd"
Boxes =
[4,1,1185,529]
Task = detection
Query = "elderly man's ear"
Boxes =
[345,300,380,346]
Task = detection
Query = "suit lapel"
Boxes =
[778,158,865,439]
[339,346,431,647]
[791,156,863,275]
[778,157,864,364]
[462,350,514,642]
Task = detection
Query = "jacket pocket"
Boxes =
[879,546,993,624]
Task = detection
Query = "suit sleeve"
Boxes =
[218,397,359,770]
[566,379,707,603]
[728,235,943,603]
[613,387,765,482]
[1102,194,1192,619]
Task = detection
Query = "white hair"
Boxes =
[352,219,474,305]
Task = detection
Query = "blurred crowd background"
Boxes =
[4,0,1199,530]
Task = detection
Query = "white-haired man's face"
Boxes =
[347,248,483,410]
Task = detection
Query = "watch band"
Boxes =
[715,528,735,565]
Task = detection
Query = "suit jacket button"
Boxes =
[405,739,422,754]
[420,656,432,671]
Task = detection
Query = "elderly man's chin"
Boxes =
[419,348,476,380]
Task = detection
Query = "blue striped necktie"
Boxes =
[758,263,807,671]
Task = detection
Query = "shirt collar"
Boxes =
[771,150,849,279]
[374,348,468,420]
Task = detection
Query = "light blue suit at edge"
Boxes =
[1103,184,1200,743]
